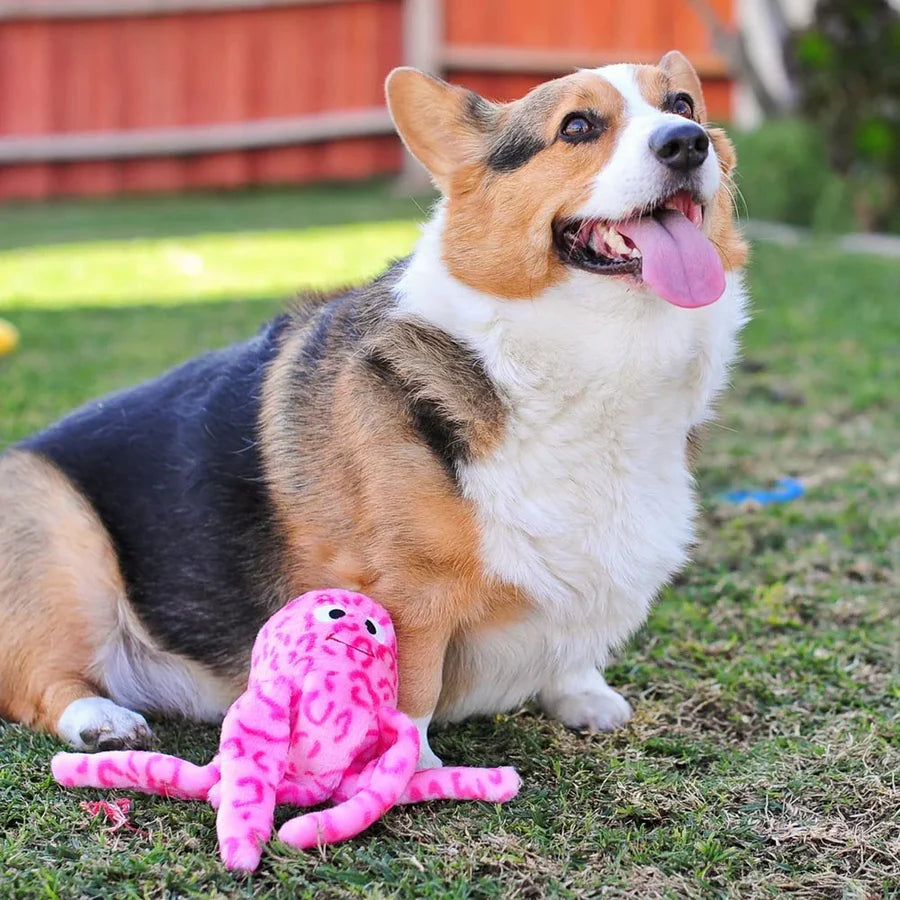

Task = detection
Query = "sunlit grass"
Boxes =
[0,220,420,310]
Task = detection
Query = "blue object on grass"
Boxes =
[721,477,804,505]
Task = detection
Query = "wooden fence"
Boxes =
[0,0,733,200]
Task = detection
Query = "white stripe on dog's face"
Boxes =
[578,65,721,223]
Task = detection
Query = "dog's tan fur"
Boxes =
[388,69,627,299]
[0,451,125,731]
[259,297,521,719]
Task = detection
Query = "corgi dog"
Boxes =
[0,52,747,767]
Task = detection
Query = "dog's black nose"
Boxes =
[649,121,709,171]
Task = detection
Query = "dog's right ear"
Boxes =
[658,50,707,124]
[386,68,497,191]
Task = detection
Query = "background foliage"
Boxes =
[788,0,900,232]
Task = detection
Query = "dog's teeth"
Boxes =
[605,230,630,257]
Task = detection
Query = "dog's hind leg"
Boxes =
[0,450,152,750]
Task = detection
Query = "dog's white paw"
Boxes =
[57,697,153,751]
[416,743,444,771]
[411,713,443,770]
[543,686,633,733]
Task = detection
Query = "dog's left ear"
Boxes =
[386,67,498,192]
[659,50,708,124]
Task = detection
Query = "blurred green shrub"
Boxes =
[788,0,900,232]
[731,118,859,234]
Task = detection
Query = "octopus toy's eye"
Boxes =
[313,604,348,623]
[364,618,388,645]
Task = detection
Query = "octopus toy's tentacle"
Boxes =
[335,762,521,805]
[275,780,335,808]
[396,766,521,803]
[51,751,219,800]
[215,679,293,872]
[277,706,419,850]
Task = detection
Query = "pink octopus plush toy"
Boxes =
[52,589,520,871]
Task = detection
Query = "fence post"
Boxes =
[396,0,441,192]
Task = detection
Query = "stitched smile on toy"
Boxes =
[326,634,375,658]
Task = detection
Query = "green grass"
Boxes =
[0,180,426,311]
[1,182,898,898]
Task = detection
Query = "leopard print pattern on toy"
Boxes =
[52,590,520,871]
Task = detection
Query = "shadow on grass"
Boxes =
[0,178,436,252]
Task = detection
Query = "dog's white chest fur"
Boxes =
[397,218,747,722]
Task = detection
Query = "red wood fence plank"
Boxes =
[119,16,188,192]
[0,22,54,197]
[182,11,250,188]
[51,20,121,194]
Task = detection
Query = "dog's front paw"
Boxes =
[57,697,153,751]
[411,714,443,770]
[416,743,444,771]
[542,686,633,733]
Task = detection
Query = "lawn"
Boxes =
[0,181,897,899]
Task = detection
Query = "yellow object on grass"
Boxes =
[0,319,19,356]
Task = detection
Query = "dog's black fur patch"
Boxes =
[487,131,545,172]
[20,317,291,672]
[364,349,470,483]
[465,91,498,133]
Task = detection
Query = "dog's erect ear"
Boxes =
[386,68,497,190]
[658,50,707,123]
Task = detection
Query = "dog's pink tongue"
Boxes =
[616,209,725,308]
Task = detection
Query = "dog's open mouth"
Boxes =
[553,190,726,308]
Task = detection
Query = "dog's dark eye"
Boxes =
[560,114,593,141]
[670,94,694,119]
